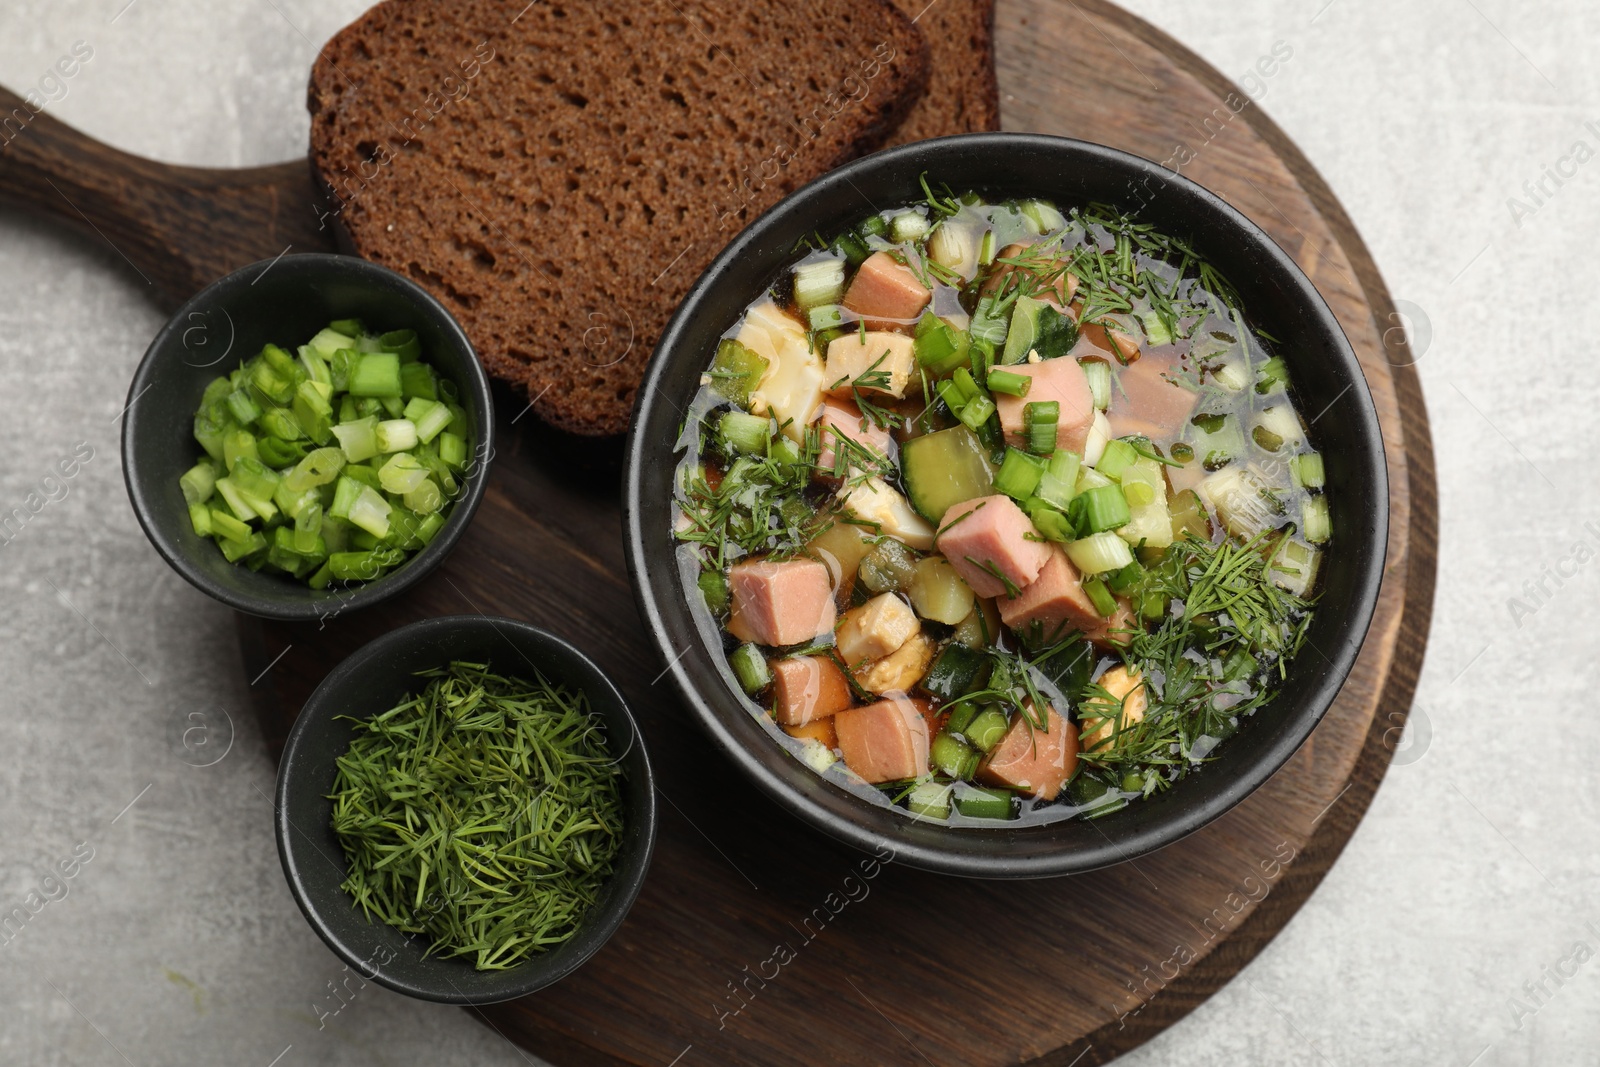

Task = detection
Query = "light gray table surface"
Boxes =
[1,1,1592,1064]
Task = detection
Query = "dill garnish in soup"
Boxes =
[671,181,1327,824]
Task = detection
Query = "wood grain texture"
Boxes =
[0,86,336,307]
[0,1,1435,1062]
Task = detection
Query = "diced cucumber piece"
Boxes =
[1001,295,1079,364]
[920,643,993,701]
[708,338,769,409]
[899,426,995,523]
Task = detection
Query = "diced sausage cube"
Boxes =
[816,397,892,474]
[770,655,854,726]
[843,251,931,328]
[835,696,931,783]
[994,357,1097,455]
[935,495,1052,600]
[727,558,837,647]
[1106,356,1198,442]
[1079,665,1147,752]
[978,702,1078,800]
[825,331,916,398]
[1076,319,1141,364]
[997,544,1137,647]
[836,593,920,666]
[981,242,1078,308]
[855,632,936,696]
[782,717,838,750]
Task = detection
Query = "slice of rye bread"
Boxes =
[882,0,1001,146]
[307,0,930,436]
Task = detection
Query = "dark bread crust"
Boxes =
[883,0,1001,146]
[308,0,929,436]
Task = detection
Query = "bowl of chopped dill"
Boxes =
[625,133,1387,877]
[274,615,656,1003]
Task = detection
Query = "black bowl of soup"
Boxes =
[623,134,1386,878]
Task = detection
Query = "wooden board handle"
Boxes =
[0,83,338,309]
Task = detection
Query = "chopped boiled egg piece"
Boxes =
[838,477,935,550]
[739,301,825,442]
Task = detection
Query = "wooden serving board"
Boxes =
[1,1,1434,1062]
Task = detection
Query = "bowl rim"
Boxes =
[623,132,1388,878]
[120,252,495,622]
[273,614,658,1004]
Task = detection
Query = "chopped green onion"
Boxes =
[1095,438,1138,479]
[890,211,930,243]
[187,503,212,537]
[719,411,771,456]
[1083,577,1117,616]
[293,502,323,554]
[1023,400,1059,454]
[375,419,418,454]
[378,453,430,495]
[1074,483,1131,533]
[1303,496,1331,543]
[954,784,1014,820]
[208,508,253,543]
[379,328,421,361]
[1024,499,1074,542]
[281,446,345,493]
[729,644,770,695]
[229,459,281,510]
[226,389,262,426]
[332,415,380,463]
[437,431,467,469]
[906,782,952,820]
[402,478,444,515]
[807,304,847,332]
[258,408,301,442]
[1292,452,1325,489]
[1081,359,1112,411]
[793,259,847,309]
[913,314,970,375]
[986,369,1032,397]
[1254,356,1289,395]
[223,430,258,473]
[1107,560,1145,595]
[930,733,979,779]
[956,393,995,432]
[179,462,217,505]
[292,381,334,444]
[993,448,1047,501]
[698,569,729,614]
[218,531,266,563]
[1066,531,1136,574]
[347,485,393,539]
[348,352,403,398]
[399,361,437,401]
[965,708,1008,753]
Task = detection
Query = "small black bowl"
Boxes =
[274,615,657,1004]
[625,133,1388,878]
[122,253,494,621]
